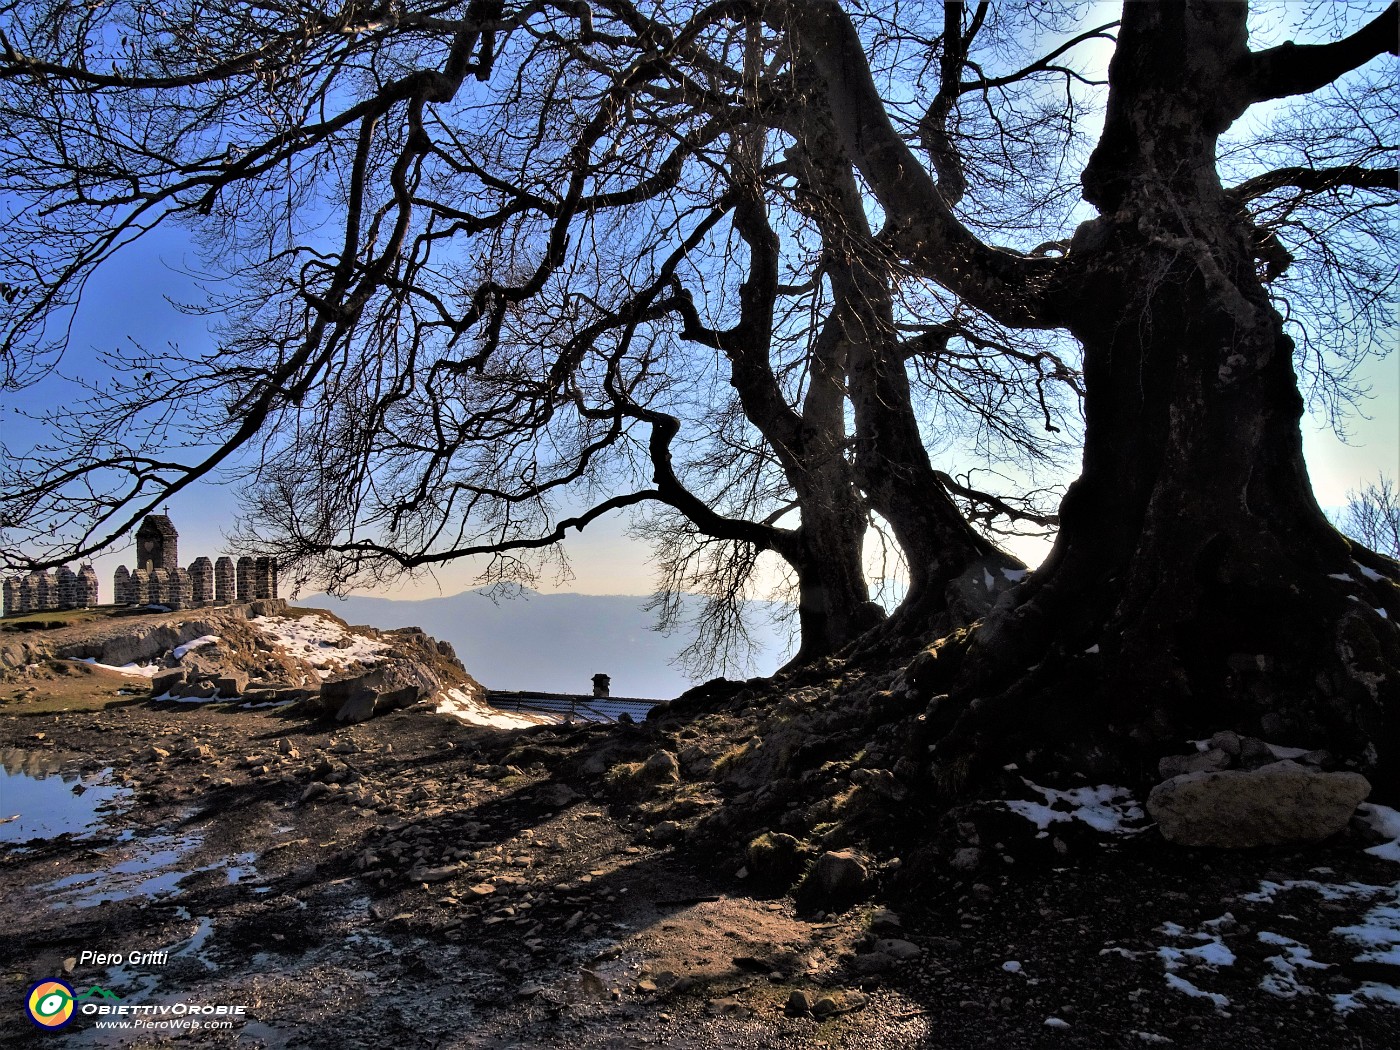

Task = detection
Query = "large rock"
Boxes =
[1148,768,1371,848]
[324,658,441,722]
[795,849,869,913]
[335,690,378,725]
[150,670,187,697]
[214,672,249,698]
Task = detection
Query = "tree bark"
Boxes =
[917,1,1400,791]
[785,87,1023,656]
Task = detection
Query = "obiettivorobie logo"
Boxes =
[25,980,117,1030]
[25,978,247,1032]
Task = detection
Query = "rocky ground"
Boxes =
[1,607,1398,1048]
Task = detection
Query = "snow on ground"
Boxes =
[1256,930,1329,999]
[251,614,390,677]
[172,634,222,659]
[77,658,161,678]
[1334,896,1400,966]
[1357,803,1400,863]
[1002,780,1146,836]
[1146,875,1400,1013]
[1154,914,1236,1011]
[436,685,550,730]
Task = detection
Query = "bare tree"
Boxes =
[1,2,1395,788]
[1339,475,1400,560]
[783,0,1399,787]
[0,0,1085,670]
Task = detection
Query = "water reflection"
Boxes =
[0,747,63,778]
[0,764,128,845]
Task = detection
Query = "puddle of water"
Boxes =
[0,766,128,845]
[42,833,202,909]
[2,747,62,777]
[61,917,227,1049]
[226,852,259,885]
[172,915,219,970]
[41,834,268,910]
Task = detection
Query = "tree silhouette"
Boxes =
[1,1,1395,787]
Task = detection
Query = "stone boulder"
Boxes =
[334,689,378,725]
[323,658,442,723]
[150,670,187,698]
[214,673,249,698]
[795,849,869,913]
[1147,768,1371,848]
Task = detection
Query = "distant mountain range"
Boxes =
[298,588,793,701]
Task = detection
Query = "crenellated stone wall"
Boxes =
[130,569,150,606]
[236,557,254,603]
[1,564,101,617]
[3,513,278,617]
[190,558,214,605]
[214,557,235,603]
[77,565,99,608]
[103,553,278,611]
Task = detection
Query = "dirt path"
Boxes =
[2,689,1398,1048]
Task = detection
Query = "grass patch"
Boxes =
[0,606,120,632]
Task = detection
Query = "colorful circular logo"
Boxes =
[26,979,76,1029]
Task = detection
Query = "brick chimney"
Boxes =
[591,673,611,698]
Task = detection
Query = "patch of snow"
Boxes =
[1163,972,1230,1010]
[1241,879,1393,904]
[1333,897,1400,965]
[1265,742,1309,760]
[1002,780,1145,834]
[1200,912,1236,932]
[1328,573,1354,582]
[1084,644,1100,654]
[1158,938,1235,970]
[77,657,161,678]
[1157,917,1239,1010]
[1379,608,1390,619]
[436,686,544,730]
[1257,932,1328,999]
[1132,1032,1173,1045]
[1188,738,1211,752]
[251,614,390,678]
[1357,803,1400,863]
[1333,983,1400,1012]
[1002,960,1022,973]
[172,634,221,659]
[1233,876,1400,1012]
[983,569,996,591]
[1355,562,1384,582]
[1043,1017,1070,1029]
[1001,568,1029,582]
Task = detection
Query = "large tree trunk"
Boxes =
[787,116,1023,658]
[784,477,886,668]
[921,1,1400,792]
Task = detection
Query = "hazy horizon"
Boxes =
[298,586,795,701]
